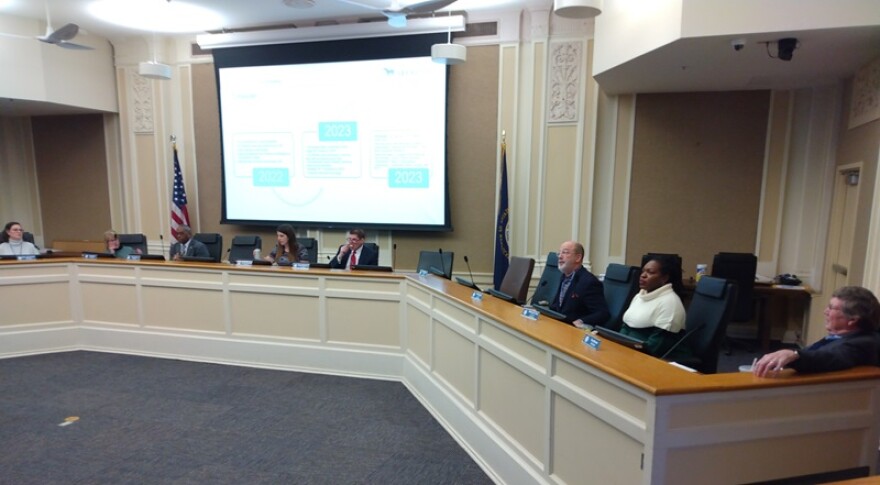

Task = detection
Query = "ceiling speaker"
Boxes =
[431,43,466,65]
[554,0,602,18]
[138,61,172,80]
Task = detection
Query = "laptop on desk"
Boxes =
[181,256,215,263]
[351,264,393,272]
[532,304,567,322]
[592,326,647,351]
[485,288,518,304]
[455,276,482,292]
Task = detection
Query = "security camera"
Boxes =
[777,37,798,61]
[731,39,746,51]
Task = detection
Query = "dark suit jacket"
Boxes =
[329,244,378,269]
[549,266,610,327]
[169,238,210,259]
[791,330,880,373]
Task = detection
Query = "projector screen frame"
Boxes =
[212,33,453,232]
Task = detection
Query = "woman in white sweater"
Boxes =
[0,221,39,256]
[620,254,688,358]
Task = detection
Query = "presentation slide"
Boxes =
[216,50,449,230]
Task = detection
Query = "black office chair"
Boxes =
[193,233,223,263]
[530,252,561,306]
[364,242,379,261]
[229,235,261,263]
[416,250,454,279]
[664,276,737,374]
[118,233,148,254]
[711,252,758,352]
[22,231,38,249]
[297,237,318,263]
[602,263,640,331]
[495,256,535,305]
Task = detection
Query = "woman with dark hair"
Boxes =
[620,254,688,357]
[265,224,308,265]
[754,286,880,377]
[0,221,39,256]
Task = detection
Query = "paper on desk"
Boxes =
[773,285,805,290]
[668,362,698,372]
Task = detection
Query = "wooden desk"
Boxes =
[0,259,876,484]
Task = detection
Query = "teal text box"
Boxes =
[318,122,357,142]
[253,168,290,187]
[388,168,429,188]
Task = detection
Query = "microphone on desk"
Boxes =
[159,234,165,258]
[438,248,448,279]
[524,280,547,308]
[464,256,479,288]
[392,243,397,269]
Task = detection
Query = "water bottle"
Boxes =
[696,263,707,281]
[253,248,261,260]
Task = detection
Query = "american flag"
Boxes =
[171,146,190,239]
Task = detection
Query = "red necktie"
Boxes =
[350,250,357,266]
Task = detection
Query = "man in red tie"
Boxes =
[329,228,379,269]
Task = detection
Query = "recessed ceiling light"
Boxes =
[88,0,226,34]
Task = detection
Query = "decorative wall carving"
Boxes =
[132,71,154,134]
[548,41,581,123]
[849,56,880,129]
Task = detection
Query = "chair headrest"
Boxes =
[695,276,728,299]
[232,236,259,245]
[119,234,145,244]
[605,263,635,283]
[196,233,219,243]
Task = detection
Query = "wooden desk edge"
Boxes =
[407,274,880,396]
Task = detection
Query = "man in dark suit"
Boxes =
[549,241,609,329]
[169,224,210,261]
[754,286,880,377]
[329,228,378,269]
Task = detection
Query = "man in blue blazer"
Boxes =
[753,286,880,377]
[549,241,610,329]
[329,228,378,269]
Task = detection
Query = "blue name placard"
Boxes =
[82,253,97,259]
[292,262,310,270]
[236,260,253,266]
[521,308,539,320]
[16,255,37,261]
[418,269,429,277]
[126,255,141,261]
[583,334,601,350]
[471,291,483,301]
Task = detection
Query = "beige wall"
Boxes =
[626,91,770,278]
[31,114,112,245]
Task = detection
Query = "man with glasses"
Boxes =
[753,286,880,377]
[329,228,378,269]
[549,240,609,329]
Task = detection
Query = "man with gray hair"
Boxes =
[169,224,210,261]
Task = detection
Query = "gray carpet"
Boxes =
[0,351,493,484]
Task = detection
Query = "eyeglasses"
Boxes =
[826,304,847,314]
[346,237,362,242]
[8,228,22,232]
